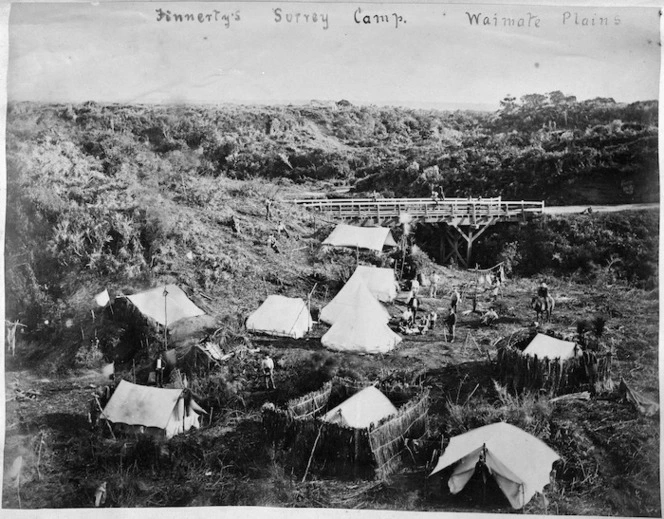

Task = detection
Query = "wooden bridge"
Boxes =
[293,197,545,267]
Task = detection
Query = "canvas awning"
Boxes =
[321,386,397,429]
[126,285,205,329]
[523,333,580,360]
[322,224,397,252]
[430,422,560,509]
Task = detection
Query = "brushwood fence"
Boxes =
[262,377,429,480]
[496,332,613,395]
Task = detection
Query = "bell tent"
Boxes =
[246,295,313,339]
[429,422,560,509]
[523,333,580,360]
[348,265,398,303]
[320,276,390,326]
[126,285,205,329]
[322,224,397,253]
[101,380,205,438]
[322,386,398,428]
[321,302,402,354]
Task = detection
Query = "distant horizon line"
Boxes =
[8,96,658,113]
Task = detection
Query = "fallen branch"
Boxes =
[550,392,591,403]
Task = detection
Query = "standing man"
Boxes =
[537,280,550,313]
[429,310,438,330]
[408,293,420,321]
[450,287,461,312]
[410,276,420,296]
[260,353,276,390]
[430,271,441,298]
[155,354,165,388]
[445,308,457,341]
[265,198,273,221]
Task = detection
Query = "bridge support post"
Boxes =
[441,219,497,268]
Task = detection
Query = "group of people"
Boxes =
[398,275,460,341]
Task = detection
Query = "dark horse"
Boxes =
[531,296,555,322]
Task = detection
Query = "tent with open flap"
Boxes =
[321,386,398,428]
[101,380,205,438]
[126,285,205,329]
[429,422,559,509]
[246,295,313,339]
[322,224,397,253]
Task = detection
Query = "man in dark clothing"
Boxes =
[450,288,461,312]
[265,199,273,221]
[155,354,165,387]
[445,308,457,341]
[537,281,550,313]
[408,294,420,320]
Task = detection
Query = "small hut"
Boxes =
[496,329,613,395]
[262,378,429,480]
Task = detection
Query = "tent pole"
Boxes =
[163,287,169,351]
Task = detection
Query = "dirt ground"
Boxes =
[3,269,660,514]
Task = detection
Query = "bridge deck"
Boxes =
[293,197,545,226]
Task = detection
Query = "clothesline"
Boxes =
[467,261,504,274]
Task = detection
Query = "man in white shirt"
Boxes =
[260,354,276,390]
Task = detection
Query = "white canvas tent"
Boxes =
[523,333,580,360]
[321,386,398,428]
[429,422,560,509]
[322,224,398,253]
[246,295,313,339]
[322,302,402,354]
[102,380,205,439]
[348,265,398,303]
[126,285,205,329]
[320,276,390,326]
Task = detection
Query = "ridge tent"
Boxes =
[320,276,390,326]
[348,265,398,303]
[321,386,398,429]
[523,333,580,360]
[321,302,402,354]
[322,224,397,253]
[246,295,313,339]
[126,285,205,329]
[429,422,559,509]
[101,380,205,438]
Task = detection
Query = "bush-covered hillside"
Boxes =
[7,92,658,203]
[4,96,658,362]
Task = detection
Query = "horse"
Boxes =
[531,296,555,322]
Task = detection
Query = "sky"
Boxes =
[6,2,661,110]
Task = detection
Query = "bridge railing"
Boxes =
[291,197,544,221]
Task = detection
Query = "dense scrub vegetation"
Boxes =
[472,211,659,287]
[8,91,658,202]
